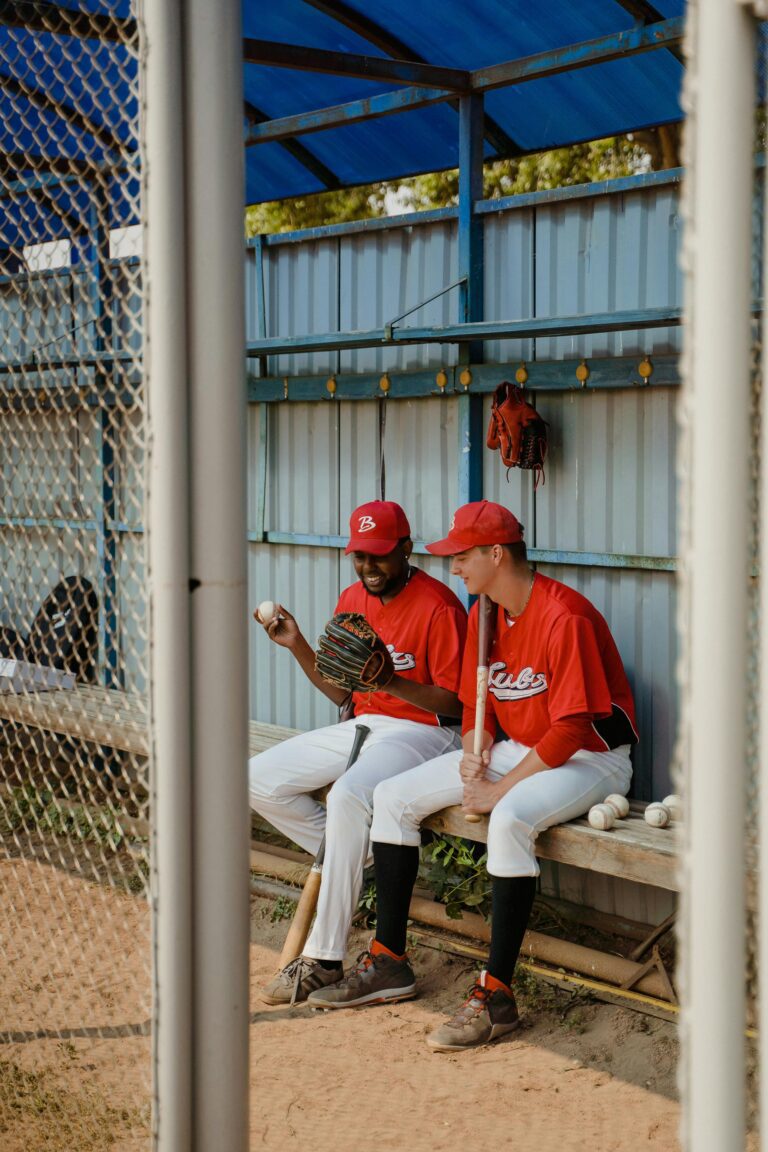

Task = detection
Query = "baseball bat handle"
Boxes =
[465,593,495,826]
[464,666,488,825]
[277,722,371,968]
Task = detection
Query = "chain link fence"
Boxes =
[0,5,150,1149]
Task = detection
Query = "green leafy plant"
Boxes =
[269,894,297,923]
[421,833,492,920]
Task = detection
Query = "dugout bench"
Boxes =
[0,684,679,895]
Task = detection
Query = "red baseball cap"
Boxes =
[345,501,412,556]
[426,500,524,555]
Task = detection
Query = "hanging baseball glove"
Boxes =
[487,381,548,487]
[315,613,395,693]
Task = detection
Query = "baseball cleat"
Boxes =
[307,947,416,1010]
[260,956,343,1006]
[426,971,520,1052]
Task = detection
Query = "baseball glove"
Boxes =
[486,381,548,487]
[315,613,395,693]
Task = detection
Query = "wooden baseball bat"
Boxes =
[278,722,371,968]
[465,593,495,824]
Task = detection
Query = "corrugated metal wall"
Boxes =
[0,267,145,692]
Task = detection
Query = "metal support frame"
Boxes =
[457,94,485,550]
[684,1,756,1147]
[245,18,683,147]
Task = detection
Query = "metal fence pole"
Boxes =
[144,0,248,1148]
[184,2,249,1150]
[685,1,755,1146]
[143,1,193,1149]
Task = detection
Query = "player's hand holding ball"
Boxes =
[254,600,300,649]
[255,600,278,626]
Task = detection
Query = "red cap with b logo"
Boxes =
[345,501,411,556]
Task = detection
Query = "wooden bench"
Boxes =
[0,685,678,894]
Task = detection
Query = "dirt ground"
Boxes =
[249,895,683,1152]
[0,852,710,1152]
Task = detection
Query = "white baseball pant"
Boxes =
[371,738,633,877]
[248,714,460,961]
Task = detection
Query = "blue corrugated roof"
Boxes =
[0,0,688,254]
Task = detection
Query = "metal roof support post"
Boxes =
[457,93,484,547]
[684,1,755,1147]
[143,1,248,1150]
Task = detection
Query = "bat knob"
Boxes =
[464,813,483,824]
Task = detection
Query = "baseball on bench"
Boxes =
[644,802,671,828]
[603,793,630,819]
[662,793,682,821]
[588,803,616,831]
[255,599,278,625]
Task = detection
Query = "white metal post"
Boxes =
[685,1,755,1147]
[143,2,193,1148]
[144,0,249,1148]
[185,2,250,1150]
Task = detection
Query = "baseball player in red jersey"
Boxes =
[308,500,637,1052]
[249,500,467,1005]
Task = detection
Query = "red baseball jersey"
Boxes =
[460,574,638,753]
[336,567,467,726]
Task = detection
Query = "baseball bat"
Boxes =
[278,721,371,968]
[465,593,495,824]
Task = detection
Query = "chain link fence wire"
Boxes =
[0,5,150,1149]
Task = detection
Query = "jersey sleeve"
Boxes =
[426,604,468,692]
[545,614,613,723]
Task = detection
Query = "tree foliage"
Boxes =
[245,127,680,237]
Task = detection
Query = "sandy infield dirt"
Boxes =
[0,853,719,1152]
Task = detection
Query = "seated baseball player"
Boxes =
[249,500,467,1005]
[307,500,638,1052]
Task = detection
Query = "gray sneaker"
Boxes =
[260,956,343,1006]
[427,971,520,1052]
[307,947,416,1010]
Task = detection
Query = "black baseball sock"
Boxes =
[372,841,420,957]
[486,874,537,988]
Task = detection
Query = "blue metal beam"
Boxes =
[246,529,678,572]
[247,355,682,403]
[458,93,484,361]
[247,168,683,247]
[246,306,684,357]
[242,38,471,91]
[298,0,520,156]
[472,17,684,92]
[244,98,341,190]
[245,18,683,146]
[245,85,453,146]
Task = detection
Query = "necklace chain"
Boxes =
[508,572,535,619]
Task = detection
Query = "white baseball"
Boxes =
[588,803,616,831]
[604,793,630,819]
[644,802,671,828]
[662,794,682,821]
[256,599,277,625]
